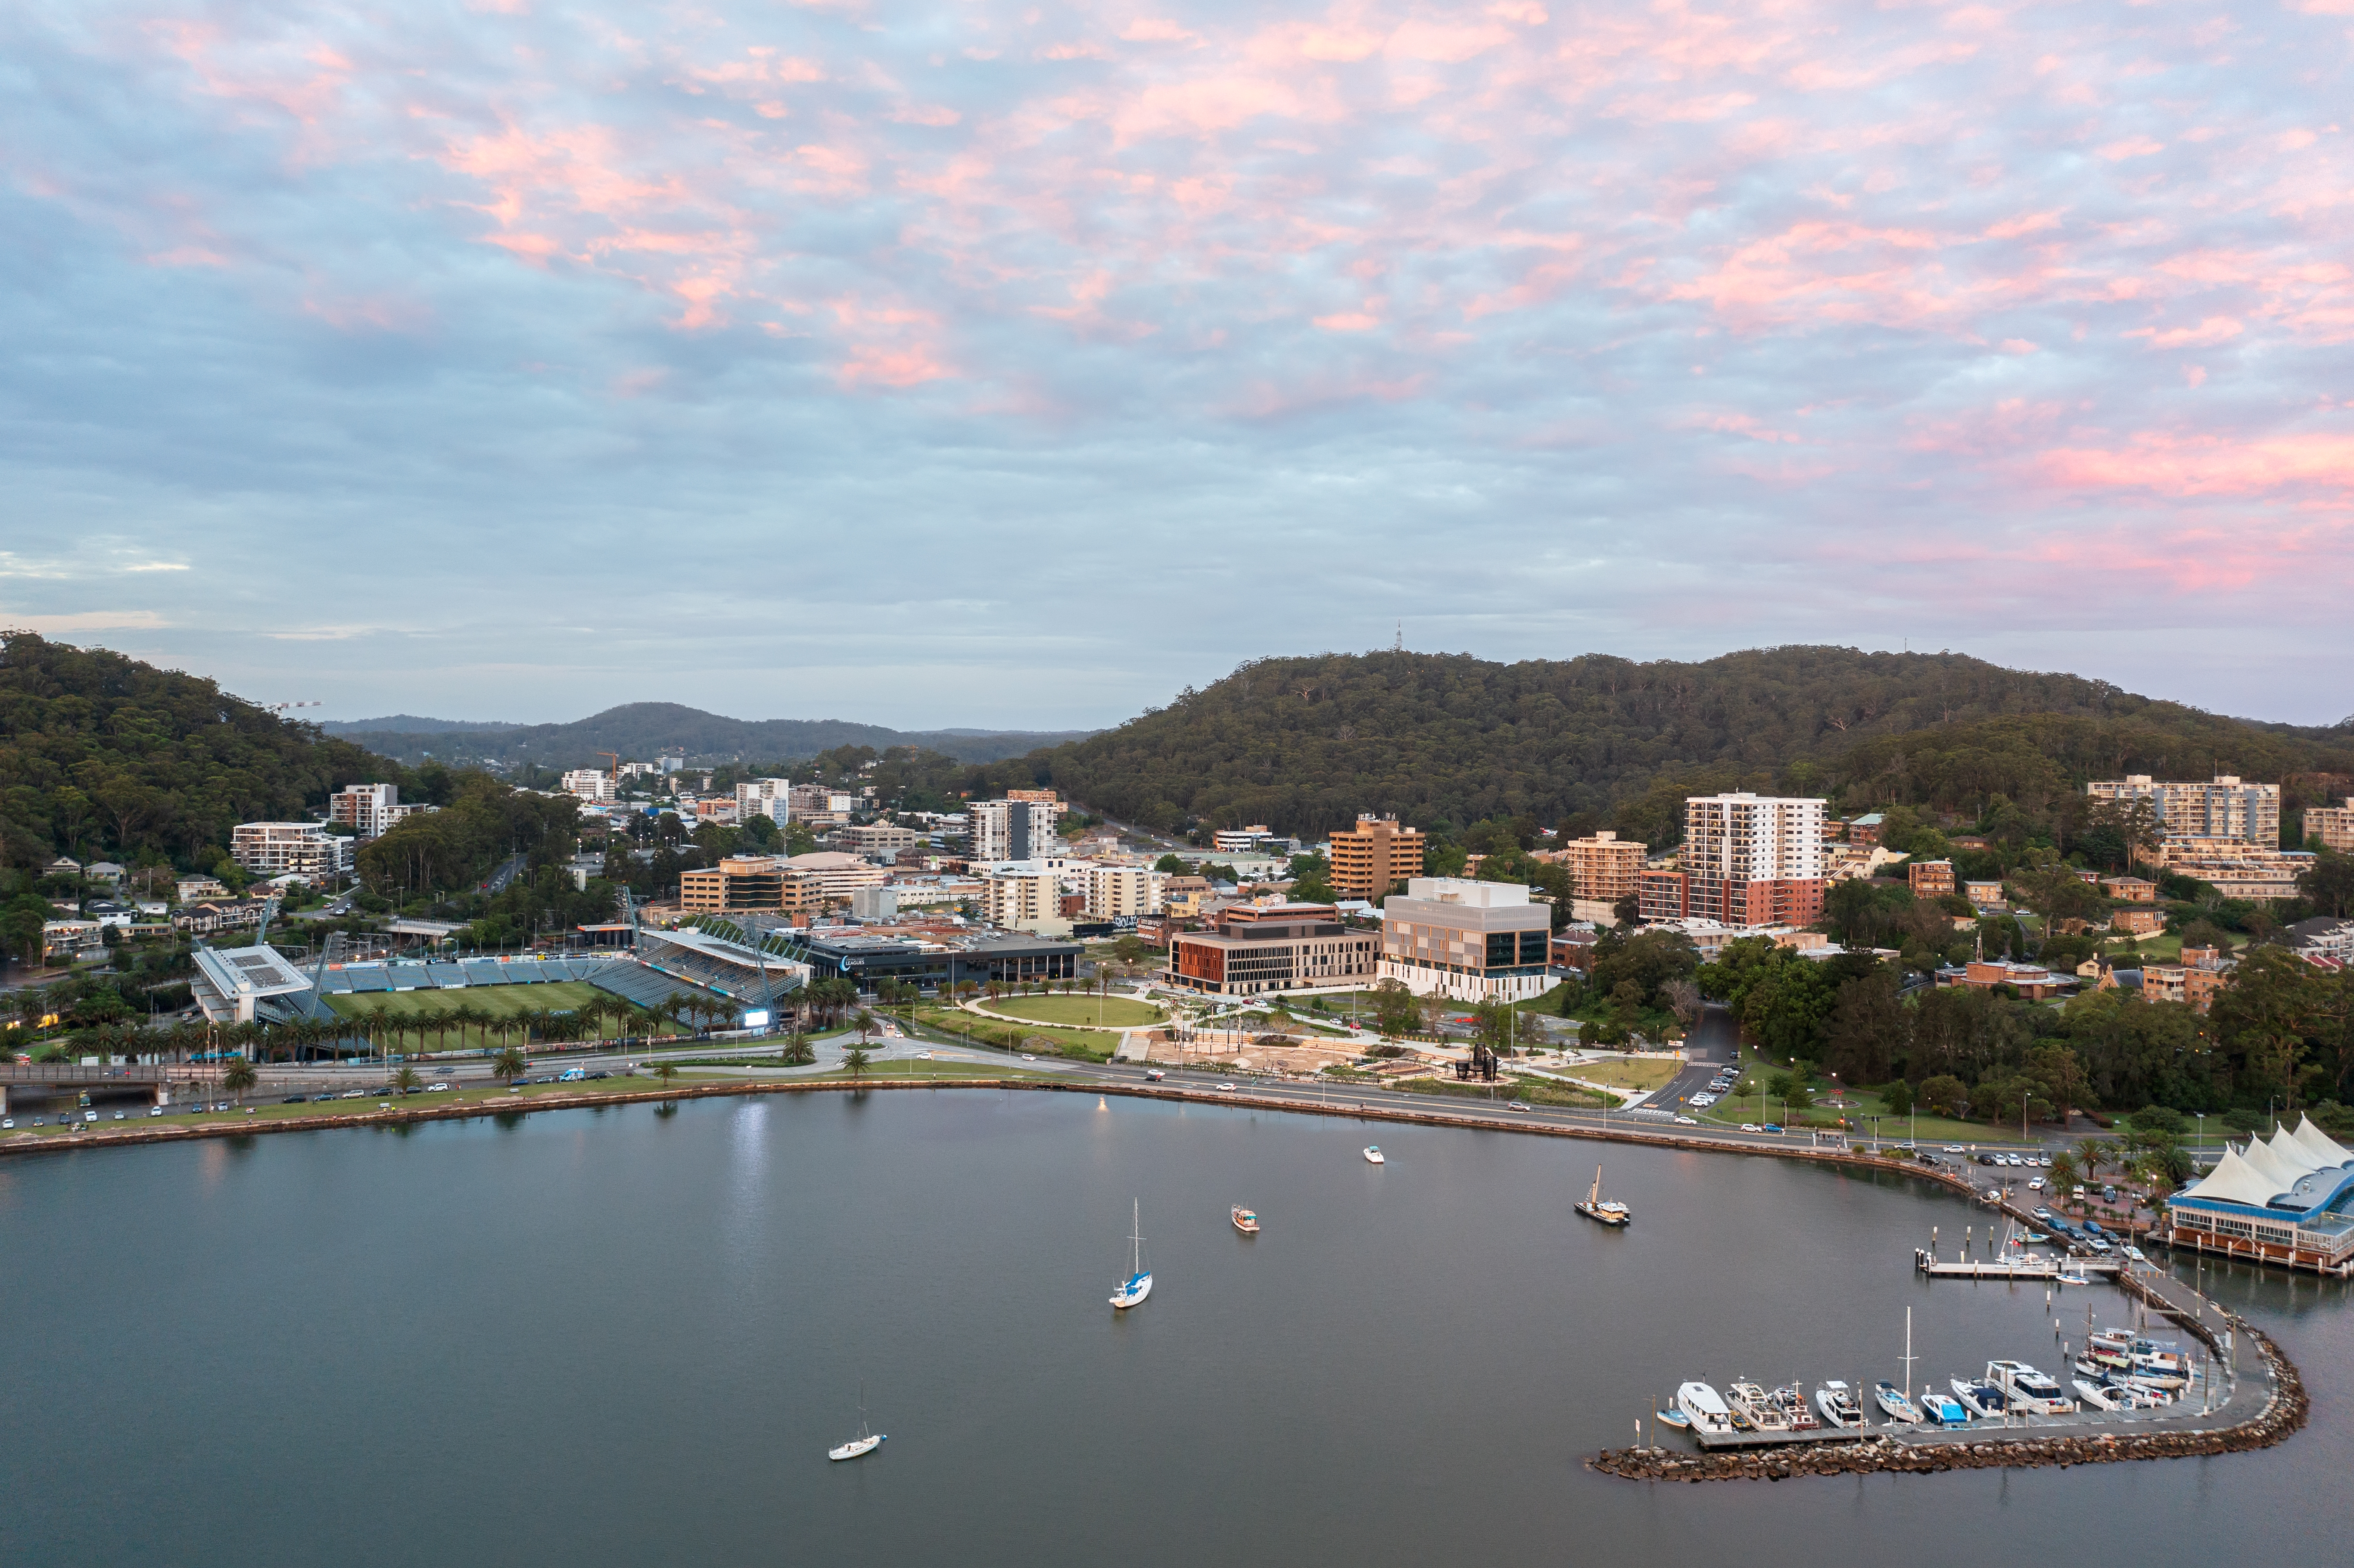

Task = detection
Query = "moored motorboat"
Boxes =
[1775,1383,1822,1431]
[1231,1205,1259,1234]
[1873,1380,1923,1424]
[1987,1360,2075,1415]
[1655,1403,1691,1430]
[1674,1381,1734,1436]
[1815,1381,1865,1428]
[2073,1378,2124,1412]
[1574,1164,1630,1226]
[1363,1145,1385,1164]
[1951,1376,2008,1419]
[1727,1381,1789,1433]
[1918,1390,1971,1426]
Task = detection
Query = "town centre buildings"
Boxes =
[1379,878,1555,1003]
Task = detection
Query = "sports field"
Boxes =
[324,980,610,1021]
[983,994,1165,1028]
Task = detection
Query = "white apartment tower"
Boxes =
[328,782,424,840]
[970,797,1061,863]
[560,769,616,803]
[735,778,791,822]
[2087,775,2281,846]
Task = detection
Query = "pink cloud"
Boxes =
[2127,316,2244,348]
[2041,432,2354,496]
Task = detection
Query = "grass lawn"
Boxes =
[1547,1057,1678,1092]
[913,1007,1118,1061]
[984,994,1166,1029]
[326,980,611,1021]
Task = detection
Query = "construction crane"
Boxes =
[597,750,622,779]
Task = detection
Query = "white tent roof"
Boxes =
[2180,1148,2286,1209]
[2238,1139,2306,1195]
[2264,1127,2324,1176]
[2291,1116,2354,1168]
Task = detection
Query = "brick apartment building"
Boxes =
[1326,814,1426,899]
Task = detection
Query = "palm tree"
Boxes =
[492,1044,529,1085]
[651,1059,679,1095]
[221,1055,258,1108]
[393,1063,421,1095]
[844,1045,872,1083]
[853,1009,877,1050]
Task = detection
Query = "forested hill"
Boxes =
[338,702,1094,769]
[976,647,2354,839]
[0,632,402,868]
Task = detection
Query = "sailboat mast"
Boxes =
[1902,1307,1916,1401]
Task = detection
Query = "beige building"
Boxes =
[2088,774,2280,846]
[1538,830,1645,908]
[774,851,889,902]
[1166,902,1378,997]
[838,822,923,860]
[2307,797,2354,853]
[329,782,427,840]
[1909,859,1955,898]
[1378,877,1555,1002]
[679,856,799,915]
[1327,815,1426,899]
[981,868,1068,936]
[230,822,353,879]
[1085,865,1164,919]
[2147,839,2315,901]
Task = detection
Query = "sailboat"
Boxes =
[1110,1199,1152,1309]
[1874,1306,1923,1423]
[828,1385,886,1461]
[1575,1165,1630,1226]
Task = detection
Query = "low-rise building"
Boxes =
[2148,840,2316,901]
[175,876,232,904]
[1085,864,1164,919]
[2101,876,2158,903]
[680,856,792,915]
[1166,902,1379,998]
[1965,879,2005,906]
[1161,875,1216,917]
[980,868,1067,936]
[1213,824,1280,854]
[173,898,272,936]
[775,851,889,902]
[1378,877,1554,1002]
[2285,917,2354,964]
[838,822,923,861]
[230,821,354,879]
[1908,859,1955,899]
[2307,797,2354,853]
[2165,1119,2354,1273]
[2112,908,2166,936]
[1939,958,2071,1000]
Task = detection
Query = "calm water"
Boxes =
[2,1090,2347,1565]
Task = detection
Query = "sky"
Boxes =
[3,0,2351,731]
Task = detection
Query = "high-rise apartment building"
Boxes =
[1085,865,1165,919]
[969,797,1061,863]
[230,822,355,878]
[980,867,1066,934]
[2304,797,2354,854]
[735,778,791,822]
[329,782,428,840]
[2087,775,2280,846]
[561,769,615,803]
[1538,830,1646,907]
[1646,793,1827,927]
[1326,815,1426,899]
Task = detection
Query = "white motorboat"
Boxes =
[1987,1360,2075,1416]
[1655,1402,1691,1430]
[1727,1381,1789,1433]
[1110,1199,1152,1309]
[1918,1390,1971,1427]
[1872,1380,1922,1424]
[1815,1381,1865,1429]
[2073,1378,2124,1412]
[1363,1145,1385,1164]
[1575,1164,1630,1226]
[1951,1377,2008,1419]
[1675,1381,1734,1435]
[829,1388,886,1461]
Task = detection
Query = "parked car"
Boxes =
[0,1117,12,1129]
[559,1068,586,1082]
[2073,1185,2088,1199]
[2101,1185,2119,1203]
[2029,1176,2046,1190]
[2033,1206,2053,1221]
[1145,1069,1165,1081]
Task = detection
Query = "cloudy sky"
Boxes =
[4,0,2351,730]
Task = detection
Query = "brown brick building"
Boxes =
[1326,815,1426,899]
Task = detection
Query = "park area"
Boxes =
[981,994,1165,1030]
[1546,1056,1679,1093]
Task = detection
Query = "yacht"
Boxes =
[1987,1360,2074,1416]
[1951,1377,2008,1419]
[1363,1145,1385,1165]
[1110,1200,1152,1309]
[1814,1381,1865,1429]
[1918,1390,1971,1426]
[2072,1378,2124,1412]
[1775,1384,1822,1431]
[1872,1380,1922,1424]
[1674,1381,1734,1436]
[1574,1165,1630,1227]
[1727,1381,1790,1433]
[828,1388,886,1462]
[1230,1205,1260,1235]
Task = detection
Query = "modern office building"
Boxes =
[1326,814,1426,899]
[2087,774,2280,846]
[1643,793,1826,927]
[969,796,1062,863]
[1212,824,1282,854]
[230,822,354,879]
[2164,1118,2354,1274]
[680,856,792,915]
[1166,902,1379,998]
[2306,797,2354,853]
[329,782,427,840]
[1377,878,1555,1002]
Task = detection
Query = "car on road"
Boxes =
[1674,1115,1697,1125]
[341,1089,366,1099]
[1690,1094,1715,1107]
[1145,1069,1165,1081]
[149,1107,162,1116]
[1761,1123,1782,1134]
[1506,1102,1530,1113]
[1741,1123,1761,1133]
[2033,1206,2053,1221]
[427,1083,450,1092]
[559,1068,586,1082]
[0,1118,11,1129]
[2029,1176,2046,1190]
[1215,1082,1237,1092]
[1021,1053,1036,1062]
[283,1094,308,1104]
[2124,1245,2148,1263]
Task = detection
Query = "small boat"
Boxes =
[2073,1378,2124,1412]
[1919,1391,1971,1427]
[1951,1377,2008,1419]
[1363,1145,1385,1165]
[1873,1380,1922,1424]
[1815,1381,1865,1429]
[1674,1381,1734,1435]
[1727,1381,1789,1433]
[1110,1199,1152,1309]
[1231,1205,1259,1234]
[1574,1165,1630,1227]
[1656,1403,1691,1430]
[828,1388,886,1461]
[1775,1384,1821,1431]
